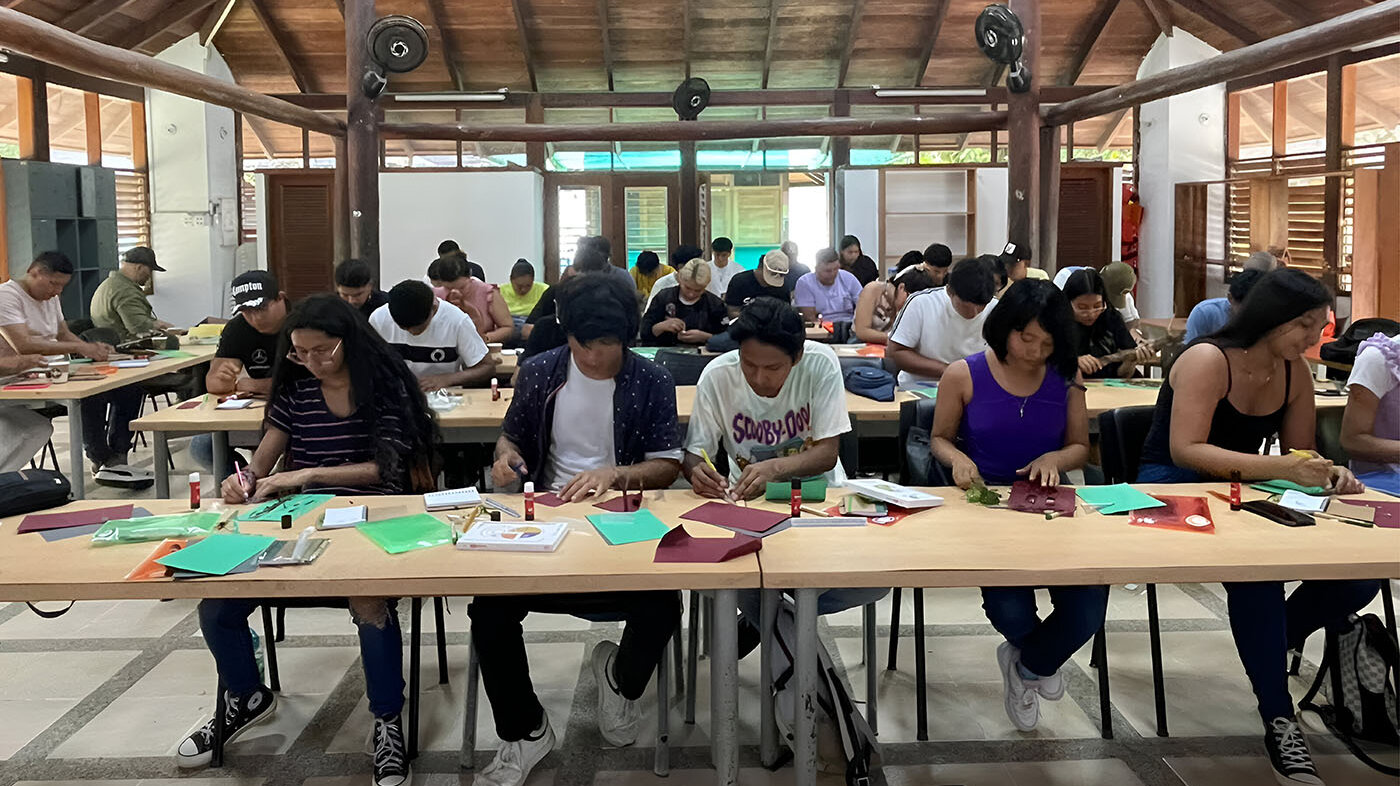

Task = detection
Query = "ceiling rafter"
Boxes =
[1063,0,1121,85]
[197,0,238,46]
[114,0,218,52]
[597,0,614,91]
[1256,0,1322,26]
[1169,0,1262,45]
[61,0,140,36]
[243,114,277,158]
[761,0,779,88]
[911,0,951,86]
[511,0,539,92]
[1133,0,1173,37]
[246,0,315,93]
[683,0,691,80]
[1096,108,1131,149]
[1297,74,1399,131]
[836,0,866,87]
[422,0,464,91]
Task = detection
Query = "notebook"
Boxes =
[423,486,482,511]
[844,478,944,509]
[456,521,569,552]
[319,505,368,529]
[216,398,255,410]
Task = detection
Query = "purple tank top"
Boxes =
[957,351,1071,485]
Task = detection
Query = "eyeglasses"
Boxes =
[1072,303,1107,316]
[286,341,342,365]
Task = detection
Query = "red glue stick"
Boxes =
[790,478,802,517]
[524,481,535,521]
[491,377,500,401]
[188,472,200,510]
[1229,471,1242,511]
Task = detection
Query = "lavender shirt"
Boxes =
[793,269,862,322]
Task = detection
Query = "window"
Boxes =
[115,170,150,255]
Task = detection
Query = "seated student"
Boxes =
[853,254,936,344]
[725,250,795,318]
[90,246,174,341]
[437,240,486,281]
[794,247,862,323]
[642,245,704,313]
[839,234,879,287]
[1062,268,1155,379]
[929,279,1102,731]
[708,236,739,297]
[924,242,953,287]
[335,258,389,319]
[501,259,548,341]
[476,274,681,786]
[0,251,149,480]
[991,243,1048,297]
[371,280,495,390]
[579,234,639,295]
[187,294,437,786]
[1099,261,1143,337]
[0,352,52,471]
[1136,269,1375,786]
[1185,268,1263,344]
[781,240,811,278]
[428,255,514,344]
[887,256,999,388]
[641,259,727,347]
[1341,331,1400,482]
[522,247,617,359]
[630,250,674,302]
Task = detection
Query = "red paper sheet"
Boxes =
[1338,499,1400,528]
[1008,481,1077,517]
[821,503,914,526]
[3,382,49,390]
[680,501,789,534]
[18,504,134,534]
[594,494,643,512]
[1129,495,1214,533]
[531,492,568,507]
[654,524,761,563]
[177,399,203,409]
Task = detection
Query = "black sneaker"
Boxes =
[372,713,411,786]
[1265,716,1324,785]
[176,686,276,768]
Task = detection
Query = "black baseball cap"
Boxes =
[230,270,279,313]
[123,246,166,272]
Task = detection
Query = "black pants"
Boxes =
[80,387,143,466]
[468,591,681,741]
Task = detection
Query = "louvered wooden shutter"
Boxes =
[266,171,334,301]
[1055,168,1111,270]
[114,170,149,255]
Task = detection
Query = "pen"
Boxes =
[700,449,736,503]
[233,460,252,498]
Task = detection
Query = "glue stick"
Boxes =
[524,481,535,521]
[790,478,802,517]
[491,377,500,401]
[1230,471,1242,511]
[188,473,200,510]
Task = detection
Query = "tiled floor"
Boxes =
[3,417,1398,785]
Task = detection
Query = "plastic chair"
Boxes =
[654,347,722,386]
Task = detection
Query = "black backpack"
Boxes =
[0,469,72,517]
[1299,612,1399,775]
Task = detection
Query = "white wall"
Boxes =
[148,36,238,325]
[378,171,544,287]
[974,168,1010,256]
[839,168,880,256]
[1136,28,1226,318]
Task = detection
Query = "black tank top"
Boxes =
[1138,341,1293,472]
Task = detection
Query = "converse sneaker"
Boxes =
[1033,668,1065,701]
[1265,716,1324,785]
[997,642,1039,732]
[176,686,276,768]
[478,715,557,786]
[372,713,410,786]
[591,640,641,746]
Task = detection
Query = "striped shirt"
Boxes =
[265,377,409,495]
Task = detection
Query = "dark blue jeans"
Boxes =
[981,585,1109,677]
[80,387,143,466]
[199,597,406,718]
[1138,462,1384,721]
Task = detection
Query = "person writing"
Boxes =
[1060,267,1155,379]
[0,352,52,471]
[929,278,1101,733]
[1341,331,1400,486]
[89,246,174,341]
[428,254,514,344]
[500,258,549,330]
[887,256,998,388]
[923,243,952,287]
[793,247,862,324]
[1135,269,1376,786]
[437,240,486,281]
[640,258,727,347]
[630,250,674,302]
[725,250,794,317]
[334,258,389,319]
[370,280,496,390]
[852,254,935,345]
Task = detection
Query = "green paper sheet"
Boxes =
[587,509,671,546]
[91,511,222,545]
[156,533,274,576]
[765,478,827,502]
[236,494,334,523]
[630,347,661,359]
[1251,480,1328,496]
[153,349,195,359]
[358,514,454,554]
[907,387,938,400]
[1102,379,1134,388]
[1076,484,1167,515]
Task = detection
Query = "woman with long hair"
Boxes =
[177,295,438,786]
[852,254,936,344]
[1137,269,1376,786]
[1061,267,1153,378]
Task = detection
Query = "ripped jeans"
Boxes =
[198,597,405,718]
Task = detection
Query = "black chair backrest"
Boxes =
[1314,405,1350,466]
[1098,405,1157,483]
[655,348,721,387]
[900,397,954,486]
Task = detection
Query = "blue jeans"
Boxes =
[199,597,406,718]
[737,587,890,623]
[981,585,1109,676]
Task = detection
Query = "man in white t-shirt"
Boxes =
[707,236,740,299]
[370,280,495,390]
[888,256,999,388]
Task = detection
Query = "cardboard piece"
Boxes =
[679,501,790,535]
[155,533,275,576]
[1335,499,1400,528]
[653,524,761,563]
[358,514,454,554]
[1076,484,1167,515]
[764,478,827,502]
[593,493,644,512]
[236,494,334,523]
[19,504,133,534]
[587,510,671,546]
[1008,482,1076,517]
[1129,495,1215,533]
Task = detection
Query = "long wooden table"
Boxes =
[0,344,216,498]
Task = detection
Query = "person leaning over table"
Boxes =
[852,252,936,345]
[370,279,495,391]
[923,242,953,288]
[1061,267,1155,379]
[887,255,999,388]
[1134,268,1377,786]
[427,253,514,344]
[793,246,862,324]
[724,249,795,319]
[500,258,549,337]
[640,257,727,347]
[1340,330,1400,482]
[89,245,174,342]
[185,294,438,786]
[334,257,389,319]
[629,249,674,302]
[474,273,683,786]
[0,351,52,471]
[929,278,1104,734]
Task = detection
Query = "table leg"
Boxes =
[66,400,85,500]
[212,432,230,483]
[154,432,171,499]
[863,601,878,734]
[759,588,780,768]
[794,587,819,786]
[709,588,739,786]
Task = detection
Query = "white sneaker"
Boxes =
[997,642,1040,732]
[1033,669,1065,701]
[478,715,556,786]
[591,640,640,747]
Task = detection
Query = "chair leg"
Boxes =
[211,677,227,768]
[701,595,712,658]
[260,605,281,692]
[1146,584,1169,737]
[863,602,878,734]
[886,587,902,671]
[434,597,449,685]
[672,618,685,697]
[913,588,927,742]
[275,606,286,642]
[408,598,422,759]
[1095,627,1113,740]
[654,633,672,777]
[460,638,480,770]
[685,591,701,724]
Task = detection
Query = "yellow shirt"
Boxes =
[631,264,675,300]
[500,280,549,317]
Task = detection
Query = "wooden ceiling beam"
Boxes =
[1237,94,1271,139]
[1133,0,1173,38]
[1297,73,1399,130]
[197,0,238,46]
[1096,107,1130,149]
[1063,0,1120,85]
[911,0,951,86]
[1257,0,1323,26]
[683,0,691,80]
[511,0,538,92]
[761,0,778,88]
[837,0,866,87]
[113,0,218,52]
[246,0,315,93]
[597,0,614,91]
[1169,0,1262,45]
[243,114,276,158]
[61,0,140,36]
[423,0,464,91]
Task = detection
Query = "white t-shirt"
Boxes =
[0,279,64,354]
[887,287,996,388]
[544,354,617,490]
[708,260,739,299]
[1345,337,1400,477]
[1118,292,1140,324]
[369,299,488,379]
[686,341,851,485]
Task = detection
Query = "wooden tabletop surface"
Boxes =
[0,344,217,401]
[0,492,761,603]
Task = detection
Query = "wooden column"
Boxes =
[1350,143,1400,320]
[17,73,49,161]
[130,100,147,171]
[525,94,546,169]
[83,92,102,166]
[1271,80,1287,160]
[831,91,851,247]
[1006,0,1040,257]
[1038,124,1061,272]
[679,139,699,248]
[1322,55,1354,290]
[333,136,349,263]
[345,0,379,273]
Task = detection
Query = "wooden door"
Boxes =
[1055,166,1112,273]
[1174,183,1209,317]
[265,170,335,301]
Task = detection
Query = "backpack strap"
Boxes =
[26,601,75,619]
